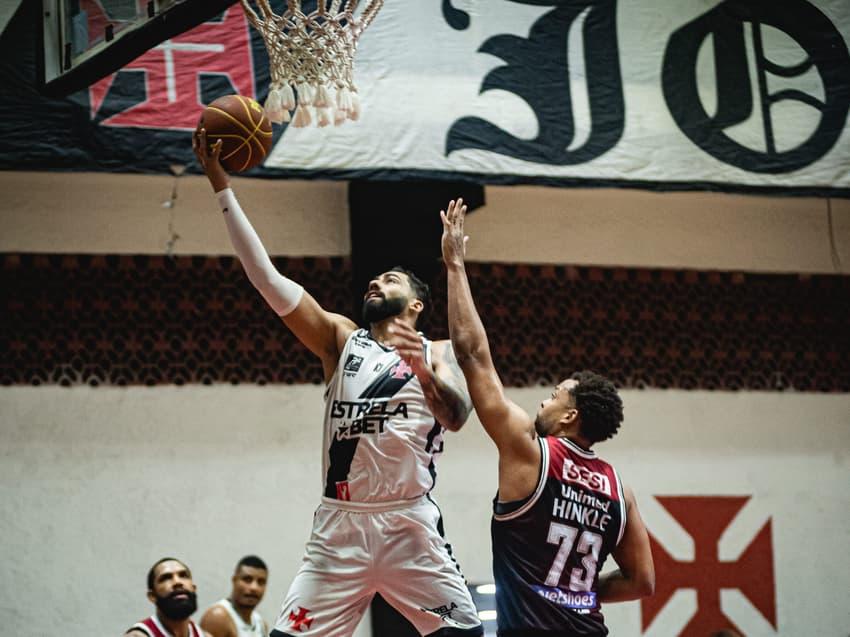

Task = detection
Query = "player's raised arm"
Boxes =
[441,200,537,457]
[193,128,355,379]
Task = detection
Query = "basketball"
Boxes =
[197,95,273,172]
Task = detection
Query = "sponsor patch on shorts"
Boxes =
[531,585,596,610]
[336,481,351,501]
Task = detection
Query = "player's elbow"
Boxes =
[450,340,474,365]
[246,266,275,293]
[441,400,472,433]
[635,569,655,597]
[250,270,290,308]
[441,418,464,433]
[451,338,486,371]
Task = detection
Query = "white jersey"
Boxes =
[321,329,446,504]
[215,599,265,637]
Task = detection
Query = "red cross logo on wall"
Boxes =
[88,6,255,130]
[641,496,776,636]
[288,607,314,632]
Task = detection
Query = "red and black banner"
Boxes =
[2,1,849,195]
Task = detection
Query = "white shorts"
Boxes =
[270,495,483,637]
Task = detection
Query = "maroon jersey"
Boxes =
[491,436,627,636]
[129,615,204,637]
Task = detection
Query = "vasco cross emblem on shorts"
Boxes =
[288,606,314,631]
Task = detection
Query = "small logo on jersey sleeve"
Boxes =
[335,481,351,501]
[344,354,364,375]
[531,585,597,611]
[563,459,612,497]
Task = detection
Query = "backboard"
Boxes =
[41,0,237,97]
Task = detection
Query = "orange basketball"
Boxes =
[197,95,273,172]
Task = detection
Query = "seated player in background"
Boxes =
[431,198,655,636]
[124,557,209,637]
[200,556,269,637]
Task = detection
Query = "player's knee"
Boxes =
[424,626,484,637]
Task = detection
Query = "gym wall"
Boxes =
[1,172,848,636]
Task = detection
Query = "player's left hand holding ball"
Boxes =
[193,127,230,193]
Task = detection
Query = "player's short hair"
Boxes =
[389,266,431,325]
[147,557,191,591]
[568,371,624,443]
[235,555,268,573]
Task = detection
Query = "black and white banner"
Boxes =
[1,0,848,194]
[269,0,850,191]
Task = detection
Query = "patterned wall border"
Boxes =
[2,254,848,391]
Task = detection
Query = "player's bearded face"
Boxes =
[155,589,198,620]
[362,293,407,324]
[534,384,568,436]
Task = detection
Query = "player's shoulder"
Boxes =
[201,601,229,617]
[328,312,359,333]
[199,602,236,636]
[326,312,359,351]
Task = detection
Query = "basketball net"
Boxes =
[240,0,384,127]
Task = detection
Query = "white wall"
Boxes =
[1,386,848,636]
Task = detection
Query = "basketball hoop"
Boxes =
[240,0,384,127]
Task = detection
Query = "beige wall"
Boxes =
[468,187,850,273]
[1,386,848,636]
[2,171,848,274]
[0,172,350,257]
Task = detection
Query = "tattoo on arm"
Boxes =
[430,344,472,428]
[417,343,472,431]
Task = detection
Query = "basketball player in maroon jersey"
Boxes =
[124,558,209,637]
[434,198,655,635]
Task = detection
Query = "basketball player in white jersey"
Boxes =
[194,130,483,637]
[124,558,210,637]
[200,556,268,637]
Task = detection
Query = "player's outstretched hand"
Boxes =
[386,318,430,380]
[440,198,469,267]
[192,127,230,193]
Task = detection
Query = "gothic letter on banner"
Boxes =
[663,0,850,174]
[445,0,624,165]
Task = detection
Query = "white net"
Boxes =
[240,0,384,127]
